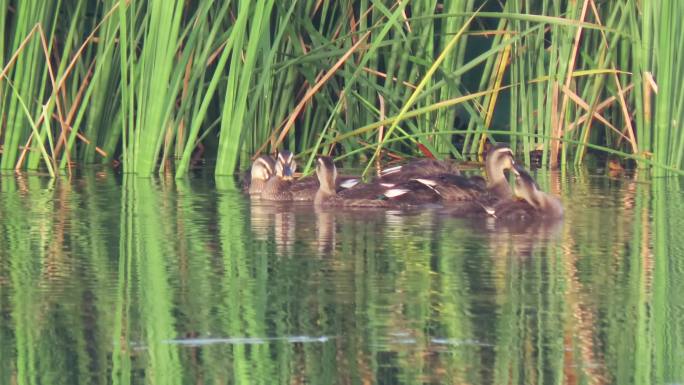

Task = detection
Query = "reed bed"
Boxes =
[0,0,681,176]
[1,171,682,384]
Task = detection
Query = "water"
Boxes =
[0,169,683,385]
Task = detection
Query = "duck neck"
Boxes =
[314,180,337,206]
[486,164,511,199]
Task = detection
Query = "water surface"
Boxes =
[0,169,682,385]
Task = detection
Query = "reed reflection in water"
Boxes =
[0,170,682,385]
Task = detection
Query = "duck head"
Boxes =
[485,145,516,180]
[250,155,275,182]
[485,145,516,199]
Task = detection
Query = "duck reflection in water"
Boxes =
[482,214,563,259]
[314,206,336,257]
[317,203,560,260]
[274,208,296,255]
[249,201,273,241]
[249,201,562,261]
[248,201,297,255]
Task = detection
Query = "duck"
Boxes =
[489,164,564,220]
[259,150,360,201]
[334,157,466,202]
[383,145,517,204]
[314,156,415,208]
[261,150,296,201]
[244,155,276,196]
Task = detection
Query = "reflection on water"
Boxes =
[0,169,683,385]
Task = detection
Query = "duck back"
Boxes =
[380,159,460,183]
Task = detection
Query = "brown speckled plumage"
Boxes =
[314,156,411,208]
[379,158,461,183]
[382,146,517,206]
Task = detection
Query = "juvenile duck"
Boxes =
[385,145,516,203]
[490,164,564,220]
[245,155,276,196]
[314,156,411,208]
[261,150,296,201]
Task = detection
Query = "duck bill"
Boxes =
[507,156,517,171]
[511,163,523,176]
[282,165,294,180]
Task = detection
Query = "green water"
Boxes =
[0,169,682,385]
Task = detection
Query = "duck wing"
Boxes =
[379,159,461,183]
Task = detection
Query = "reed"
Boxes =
[0,1,681,175]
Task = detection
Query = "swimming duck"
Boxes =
[314,156,412,208]
[489,164,563,220]
[384,145,516,204]
[245,155,276,196]
[261,150,296,201]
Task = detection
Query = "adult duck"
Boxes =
[314,156,417,208]
[384,145,517,204]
